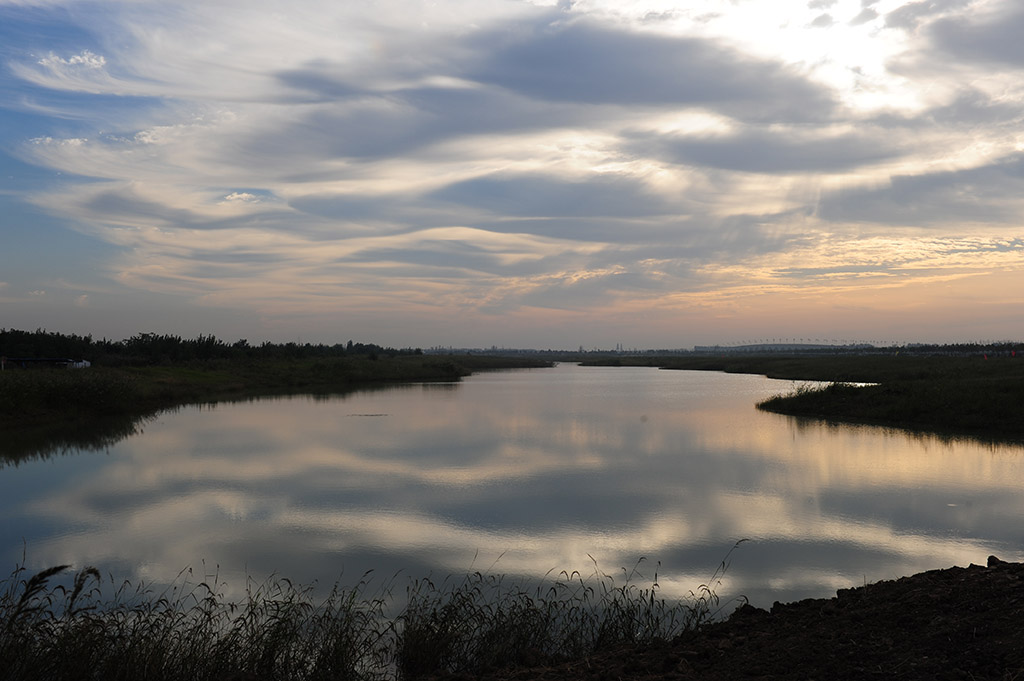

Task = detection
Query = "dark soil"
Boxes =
[434,556,1024,680]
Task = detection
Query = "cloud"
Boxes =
[810,13,834,28]
[927,5,1024,67]
[818,154,1024,227]
[12,47,121,95]
[916,88,1024,126]
[244,85,589,162]
[221,192,262,204]
[428,172,678,221]
[38,50,106,70]
[506,269,670,312]
[772,236,1024,279]
[883,0,972,31]
[629,128,902,174]
[79,185,219,231]
[463,20,835,121]
[30,136,87,147]
[4,0,1024,345]
[849,8,878,26]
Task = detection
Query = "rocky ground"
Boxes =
[435,556,1024,680]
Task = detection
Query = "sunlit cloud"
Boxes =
[38,49,105,69]
[2,0,1023,344]
[220,192,261,204]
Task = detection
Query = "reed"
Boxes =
[587,353,1024,440]
[756,376,1024,439]
[0,553,738,681]
[1,355,549,429]
[0,367,141,415]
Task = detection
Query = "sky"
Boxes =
[1,0,1023,350]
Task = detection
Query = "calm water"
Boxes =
[3,363,1023,608]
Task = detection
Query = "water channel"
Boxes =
[2,363,1022,608]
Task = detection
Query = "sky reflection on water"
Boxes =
[2,364,1022,608]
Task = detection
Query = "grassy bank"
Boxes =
[0,557,730,681]
[0,355,551,464]
[0,355,550,426]
[586,354,1024,440]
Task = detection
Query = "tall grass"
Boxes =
[0,367,141,415]
[756,376,1024,440]
[396,549,742,678]
[611,353,1024,440]
[1,356,552,463]
[1,356,548,428]
[0,550,743,681]
[0,564,392,681]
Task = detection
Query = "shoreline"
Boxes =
[0,355,552,463]
[583,354,1024,442]
[460,555,1024,681]
[3,556,1020,680]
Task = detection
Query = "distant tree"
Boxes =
[0,328,426,365]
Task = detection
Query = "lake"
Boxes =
[2,363,1022,609]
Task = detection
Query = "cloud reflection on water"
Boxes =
[3,365,1023,607]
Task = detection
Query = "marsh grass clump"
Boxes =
[0,551,741,681]
[756,372,1024,440]
[359,549,738,678]
[0,564,393,681]
[644,353,1024,440]
[0,367,140,416]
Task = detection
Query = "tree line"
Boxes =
[0,328,422,366]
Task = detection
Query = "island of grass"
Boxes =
[583,350,1024,441]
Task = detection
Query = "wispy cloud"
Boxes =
[2,0,1023,345]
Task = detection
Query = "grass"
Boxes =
[755,378,1024,440]
[587,354,1024,441]
[0,548,744,681]
[0,563,392,681]
[747,356,1024,440]
[0,366,142,415]
[0,356,552,423]
[0,355,552,464]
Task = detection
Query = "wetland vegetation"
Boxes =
[0,329,549,462]
[585,350,1024,441]
[0,555,733,681]
[9,328,1021,443]
[6,330,1024,679]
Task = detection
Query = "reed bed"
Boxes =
[0,553,738,681]
[0,367,141,416]
[756,377,1024,439]
[591,353,1024,440]
[1,356,547,428]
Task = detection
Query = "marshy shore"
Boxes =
[585,353,1024,441]
[0,555,722,681]
[5,347,1024,679]
[3,555,1022,680]
[0,354,551,463]
[2,354,553,425]
[450,555,1024,681]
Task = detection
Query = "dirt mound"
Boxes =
[437,556,1024,680]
